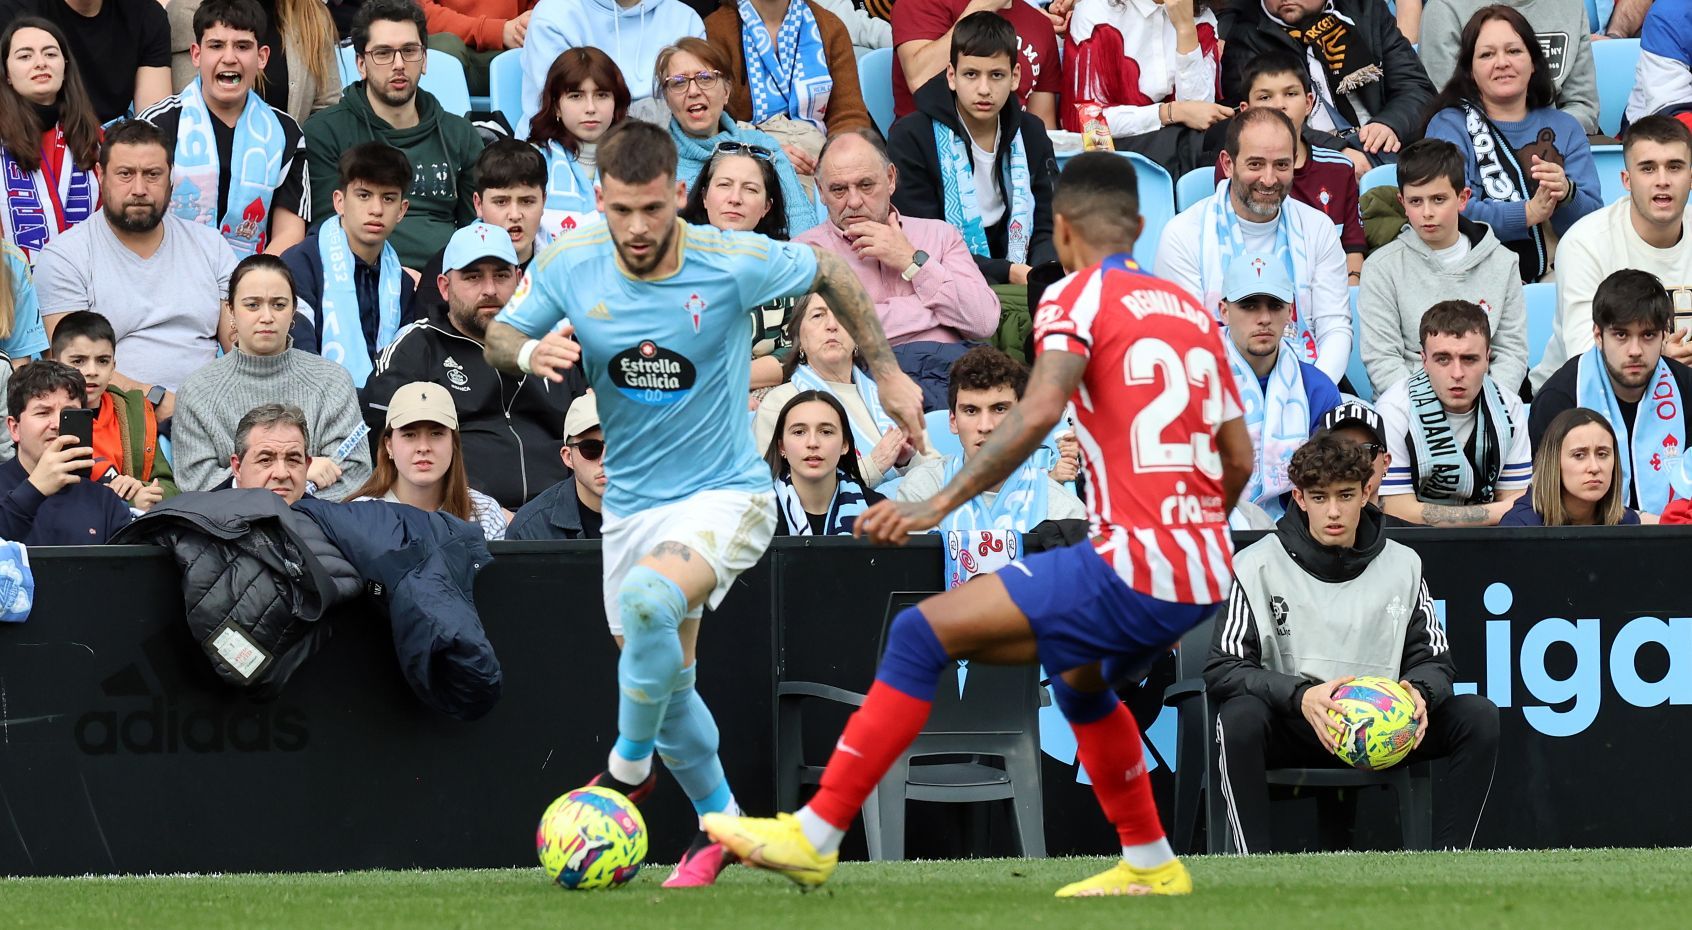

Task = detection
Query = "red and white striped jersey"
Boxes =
[1033,255,1244,605]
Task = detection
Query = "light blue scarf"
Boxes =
[1576,346,1684,512]
[1404,368,1513,503]
[316,216,401,388]
[167,79,286,257]
[775,469,871,535]
[937,453,1048,533]
[540,141,599,242]
[789,363,896,456]
[1198,179,1316,361]
[0,540,33,623]
[739,0,833,131]
[933,118,1032,264]
[1223,332,1309,518]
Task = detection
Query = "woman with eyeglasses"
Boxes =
[703,0,872,177]
[0,18,101,269]
[529,46,632,239]
[350,380,509,540]
[1500,407,1640,526]
[656,38,819,236]
[764,389,885,535]
[679,145,800,393]
[754,294,916,489]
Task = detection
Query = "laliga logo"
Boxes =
[1445,582,1692,737]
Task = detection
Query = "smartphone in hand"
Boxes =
[58,407,95,450]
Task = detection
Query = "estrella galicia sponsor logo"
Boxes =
[72,651,308,755]
[609,341,696,405]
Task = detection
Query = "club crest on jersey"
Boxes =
[609,340,697,405]
[683,293,707,333]
[1318,188,1332,207]
[442,355,470,391]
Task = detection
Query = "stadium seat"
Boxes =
[490,49,524,130]
[1593,144,1626,205]
[1121,152,1174,269]
[777,592,1047,860]
[1347,286,1374,402]
[924,408,961,461]
[1163,614,1434,855]
[335,43,474,117]
[1593,39,1642,137]
[1359,163,1397,196]
[1177,166,1215,211]
[1524,282,1558,372]
[860,47,896,136]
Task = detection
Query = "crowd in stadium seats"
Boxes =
[0,0,1683,560]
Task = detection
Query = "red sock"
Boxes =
[1071,702,1166,846]
[807,681,932,829]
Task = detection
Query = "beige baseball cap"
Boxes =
[564,392,599,439]
[385,382,459,431]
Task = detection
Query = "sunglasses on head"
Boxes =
[567,438,605,461]
[712,140,775,161]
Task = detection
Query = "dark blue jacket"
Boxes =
[0,458,132,545]
[506,478,597,540]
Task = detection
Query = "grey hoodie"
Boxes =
[1358,217,1529,393]
[1419,0,1600,134]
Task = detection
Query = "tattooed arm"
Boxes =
[808,246,927,450]
[1381,488,1522,526]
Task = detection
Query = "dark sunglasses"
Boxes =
[711,140,775,161]
[1360,442,1386,458]
[567,438,605,461]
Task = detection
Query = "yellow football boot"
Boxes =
[1054,858,1193,898]
[701,812,839,889]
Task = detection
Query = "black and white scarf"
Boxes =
[1404,368,1515,504]
[1462,100,1548,281]
[775,471,872,535]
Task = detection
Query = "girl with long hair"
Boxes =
[764,389,885,535]
[350,381,508,540]
[1501,407,1638,526]
[528,46,631,239]
[0,17,100,267]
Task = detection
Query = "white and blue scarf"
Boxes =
[1224,331,1309,518]
[934,118,1032,264]
[316,216,402,388]
[0,540,33,623]
[1404,368,1514,503]
[1198,179,1317,363]
[789,364,896,456]
[167,79,286,257]
[739,0,833,131]
[937,453,1048,533]
[1576,346,1684,512]
[0,129,95,264]
[540,141,599,242]
[775,469,871,535]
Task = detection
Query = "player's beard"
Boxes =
[614,222,676,277]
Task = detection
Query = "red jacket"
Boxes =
[421,0,538,51]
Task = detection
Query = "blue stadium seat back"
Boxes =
[490,49,524,130]
[1593,145,1626,205]
[1524,282,1557,371]
[1359,163,1397,196]
[1177,167,1215,211]
[924,408,962,461]
[1586,0,1601,33]
[1593,39,1642,137]
[860,47,896,136]
[337,42,357,88]
[1347,285,1373,402]
[1122,151,1174,269]
[423,50,473,117]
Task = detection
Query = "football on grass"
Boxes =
[536,786,648,890]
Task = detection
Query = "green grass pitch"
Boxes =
[4,849,1688,929]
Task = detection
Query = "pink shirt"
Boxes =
[795,212,1000,346]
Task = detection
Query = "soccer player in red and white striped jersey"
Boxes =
[705,152,1254,898]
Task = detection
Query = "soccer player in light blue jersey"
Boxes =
[483,121,926,887]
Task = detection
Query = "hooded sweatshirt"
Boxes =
[887,72,1058,284]
[1358,217,1529,394]
[302,82,484,268]
[518,0,706,134]
[1419,0,1600,134]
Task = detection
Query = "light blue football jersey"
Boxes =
[495,220,819,514]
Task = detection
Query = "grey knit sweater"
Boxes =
[172,348,372,500]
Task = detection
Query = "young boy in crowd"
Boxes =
[1216,50,1367,281]
[50,311,178,512]
[410,140,549,321]
[1358,139,1528,395]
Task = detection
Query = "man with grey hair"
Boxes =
[229,403,311,504]
[795,129,999,410]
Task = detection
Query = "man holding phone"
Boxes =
[0,362,133,545]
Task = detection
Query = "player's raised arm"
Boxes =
[808,247,928,453]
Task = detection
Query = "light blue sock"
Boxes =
[656,664,735,817]
[611,566,688,775]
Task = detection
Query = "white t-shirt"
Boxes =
[1432,237,1472,270]
[969,130,1006,229]
[1375,377,1533,502]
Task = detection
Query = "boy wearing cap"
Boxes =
[364,221,585,510]
[507,392,606,540]
[1220,252,1342,520]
